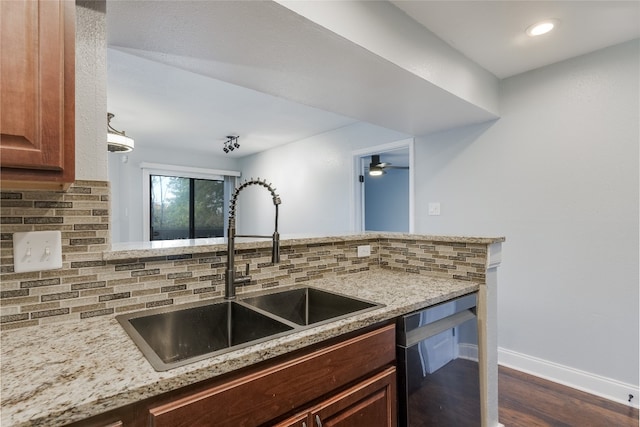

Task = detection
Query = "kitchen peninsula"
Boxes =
[0,232,503,427]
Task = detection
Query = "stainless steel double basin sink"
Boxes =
[117,287,383,371]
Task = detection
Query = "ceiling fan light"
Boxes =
[369,166,384,176]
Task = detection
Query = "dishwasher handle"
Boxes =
[399,309,476,348]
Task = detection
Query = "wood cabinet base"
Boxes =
[70,323,396,427]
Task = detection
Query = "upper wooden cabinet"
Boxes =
[0,0,75,190]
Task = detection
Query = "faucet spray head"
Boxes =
[228,178,281,220]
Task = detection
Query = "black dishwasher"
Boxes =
[397,292,480,426]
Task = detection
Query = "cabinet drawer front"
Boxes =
[149,324,396,427]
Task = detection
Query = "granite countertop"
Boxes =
[104,232,505,260]
[1,269,479,427]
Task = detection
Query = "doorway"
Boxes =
[352,138,414,233]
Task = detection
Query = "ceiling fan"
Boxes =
[368,154,409,176]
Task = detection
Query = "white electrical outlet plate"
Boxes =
[13,231,62,273]
[357,245,371,257]
[428,202,441,216]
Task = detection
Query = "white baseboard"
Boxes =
[458,342,479,361]
[498,347,640,409]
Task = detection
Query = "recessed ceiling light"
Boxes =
[526,19,559,37]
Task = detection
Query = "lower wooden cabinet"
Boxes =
[148,324,396,427]
[70,323,396,427]
[275,366,397,427]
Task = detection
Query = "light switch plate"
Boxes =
[428,202,441,216]
[13,231,62,273]
[357,245,371,257]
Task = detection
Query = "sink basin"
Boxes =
[117,300,294,371]
[242,287,380,326]
[118,287,383,371]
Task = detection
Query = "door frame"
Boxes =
[351,138,415,233]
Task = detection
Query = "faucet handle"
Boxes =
[232,263,252,287]
[235,263,250,279]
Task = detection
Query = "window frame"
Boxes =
[141,163,240,242]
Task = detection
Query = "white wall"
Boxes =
[110,121,408,242]
[237,122,409,236]
[109,146,240,242]
[414,40,639,401]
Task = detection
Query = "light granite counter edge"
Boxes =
[0,270,478,427]
[104,233,505,261]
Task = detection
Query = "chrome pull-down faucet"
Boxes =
[225,178,281,300]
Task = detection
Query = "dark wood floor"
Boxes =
[499,365,639,427]
[404,358,639,426]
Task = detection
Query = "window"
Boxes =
[150,175,224,240]
[141,163,240,241]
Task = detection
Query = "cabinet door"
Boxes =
[0,0,75,189]
[310,367,396,427]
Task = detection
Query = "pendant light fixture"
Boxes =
[107,112,135,152]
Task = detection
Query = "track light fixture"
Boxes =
[223,135,240,153]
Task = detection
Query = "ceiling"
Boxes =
[107,48,357,156]
[106,1,639,158]
[392,1,640,79]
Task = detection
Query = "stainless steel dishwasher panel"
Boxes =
[397,292,480,426]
